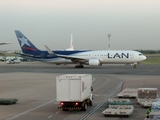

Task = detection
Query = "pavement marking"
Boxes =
[94,79,109,91]
[47,115,53,119]
[6,99,56,120]
[55,111,60,114]
[79,82,123,120]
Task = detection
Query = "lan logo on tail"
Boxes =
[18,37,31,47]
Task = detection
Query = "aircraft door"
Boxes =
[130,53,134,59]
[41,53,45,58]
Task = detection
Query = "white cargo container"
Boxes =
[56,74,93,111]
[137,88,158,108]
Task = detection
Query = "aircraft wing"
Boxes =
[54,54,88,62]
[44,45,56,56]
[0,42,11,45]
[15,53,34,57]
[44,45,88,62]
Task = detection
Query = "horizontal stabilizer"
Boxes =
[17,53,34,57]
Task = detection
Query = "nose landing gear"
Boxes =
[131,63,137,69]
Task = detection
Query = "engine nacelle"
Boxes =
[88,59,101,66]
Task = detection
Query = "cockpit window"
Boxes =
[139,54,143,56]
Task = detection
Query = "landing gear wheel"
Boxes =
[133,65,137,69]
[75,64,84,68]
[81,65,84,68]
[89,100,92,106]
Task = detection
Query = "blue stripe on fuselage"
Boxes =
[23,50,91,59]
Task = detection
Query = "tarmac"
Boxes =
[0,62,160,120]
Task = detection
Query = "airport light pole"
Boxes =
[108,34,111,50]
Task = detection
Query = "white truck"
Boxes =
[56,74,93,111]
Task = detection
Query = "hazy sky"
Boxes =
[0,0,160,50]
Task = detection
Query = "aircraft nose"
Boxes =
[143,55,147,60]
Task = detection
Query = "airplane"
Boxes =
[55,33,74,51]
[0,42,11,55]
[15,30,146,68]
[54,33,74,65]
[65,33,74,50]
[0,42,11,45]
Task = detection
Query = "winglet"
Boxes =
[44,45,56,56]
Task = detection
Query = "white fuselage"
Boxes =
[57,50,146,64]
[27,50,146,66]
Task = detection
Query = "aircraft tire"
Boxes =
[133,65,137,69]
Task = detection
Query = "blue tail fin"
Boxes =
[15,30,40,53]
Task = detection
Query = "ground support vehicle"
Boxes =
[56,74,93,111]
[102,105,134,117]
[0,98,18,105]
[137,88,158,108]
[102,98,134,117]
[148,110,160,119]
[145,99,160,119]
[108,98,130,103]
[137,98,155,107]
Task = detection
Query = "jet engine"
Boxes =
[88,59,101,66]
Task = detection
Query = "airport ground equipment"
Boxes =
[137,88,158,107]
[56,74,93,111]
[107,98,132,106]
[117,88,138,98]
[145,98,160,119]
[102,98,134,117]
[0,98,18,105]
[148,110,160,120]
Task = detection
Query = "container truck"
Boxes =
[56,74,93,111]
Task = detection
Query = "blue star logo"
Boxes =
[18,37,30,47]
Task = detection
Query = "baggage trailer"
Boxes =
[56,74,93,111]
[149,110,160,119]
[137,88,158,108]
[102,98,134,117]
[137,98,155,107]
[144,110,160,120]
[108,98,130,103]
[107,98,132,106]
[117,88,138,98]
[144,99,160,119]
[102,105,134,117]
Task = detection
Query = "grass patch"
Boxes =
[142,54,160,64]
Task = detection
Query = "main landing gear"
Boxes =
[75,64,84,68]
